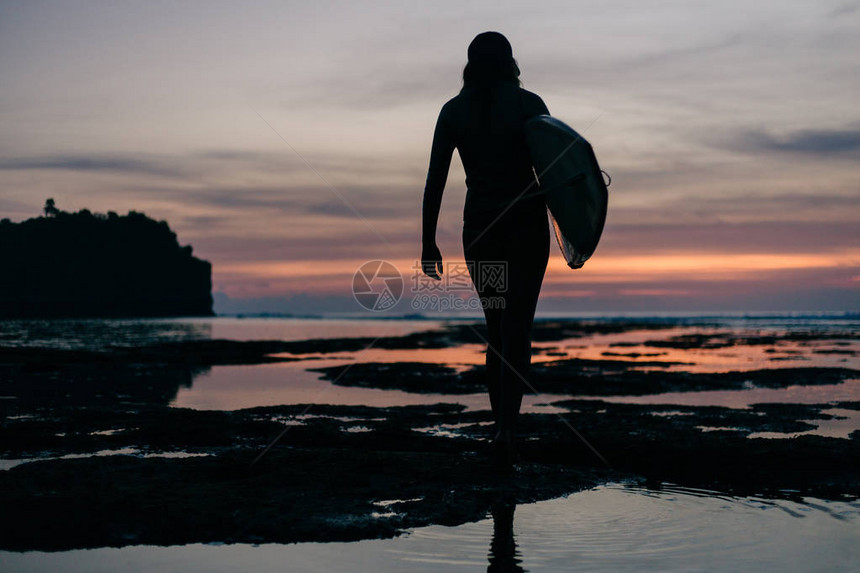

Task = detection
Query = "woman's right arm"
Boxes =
[421,105,455,279]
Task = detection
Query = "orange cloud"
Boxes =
[546,251,860,283]
[212,250,860,297]
[617,289,693,296]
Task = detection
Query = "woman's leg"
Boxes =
[464,223,505,422]
[481,303,504,424]
[496,211,550,438]
[464,209,549,458]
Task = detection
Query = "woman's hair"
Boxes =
[460,31,522,92]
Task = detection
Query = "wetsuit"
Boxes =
[423,82,551,427]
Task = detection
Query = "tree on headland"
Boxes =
[44,198,59,217]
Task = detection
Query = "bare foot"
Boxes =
[489,430,518,469]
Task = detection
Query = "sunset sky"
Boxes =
[1,1,858,314]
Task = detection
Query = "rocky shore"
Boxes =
[1,320,857,551]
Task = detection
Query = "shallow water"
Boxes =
[170,360,568,415]
[0,317,445,350]
[552,327,860,374]
[1,316,859,567]
[0,448,210,472]
[2,483,857,572]
[585,379,860,409]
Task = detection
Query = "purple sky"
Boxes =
[1,1,857,314]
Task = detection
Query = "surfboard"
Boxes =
[523,115,609,269]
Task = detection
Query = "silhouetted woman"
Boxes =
[421,32,550,466]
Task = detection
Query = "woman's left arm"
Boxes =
[421,106,455,279]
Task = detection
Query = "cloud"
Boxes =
[0,148,425,183]
[275,73,456,110]
[619,33,745,71]
[154,183,418,222]
[210,263,860,315]
[0,155,184,177]
[195,148,424,180]
[737,127,860,156]
[181,215,229,227]
[600,220,860,256]
[829,3,858,17]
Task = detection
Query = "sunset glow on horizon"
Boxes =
[1,1,857,314]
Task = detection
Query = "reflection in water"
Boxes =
[171,361,568,413]
[2,318,858,571]
[0,318,214,350]
[587,379,860,409]
[2,483,858,572]
[0,449,210,472]
[206,318,445,342]
[488,498,524,572]
[1,361,207,411]
[746,407,860,439]
[534,326,860,374]
[0,318,445,351]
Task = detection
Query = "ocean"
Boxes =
[0,314,858,571]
